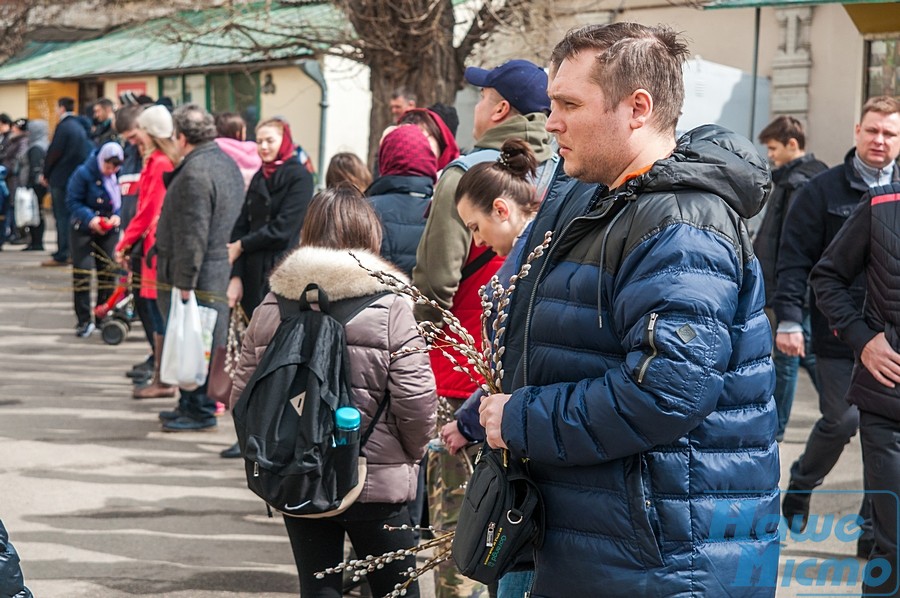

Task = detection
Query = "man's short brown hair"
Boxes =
[758,115,806,149]
[550,23,689,134]
[861,95,900,121]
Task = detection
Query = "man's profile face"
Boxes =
[389,96,414,120]
[93,104,111,123]
[546,52,632,186]
[765,139,800,168]
[122,128,149,149]
[855,110,900,169]
[471,87,503,142]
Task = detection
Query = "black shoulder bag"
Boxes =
[451,445,544,584]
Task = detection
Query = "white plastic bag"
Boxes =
[14,187,40,228]
[160,288,216,390]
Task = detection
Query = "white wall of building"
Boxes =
[322,55,372,173]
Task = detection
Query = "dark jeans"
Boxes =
[790,356,873,540]
[774,314,818,440]
[71,227,118,325]
[50,185,70,262]
[860,410,900,597]
[282,502,419,598]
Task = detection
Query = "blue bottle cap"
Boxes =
[335,406,361,430]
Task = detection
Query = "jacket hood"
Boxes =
[215,137,262,171]
[477,113,554,164]
[269,246,408,302]
[27,119,49,150]
[639,124,771,220]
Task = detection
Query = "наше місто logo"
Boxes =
[709,490,898,596]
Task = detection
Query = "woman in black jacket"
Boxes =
[226,118,314,315]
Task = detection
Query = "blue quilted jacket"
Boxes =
[503,125,780,597]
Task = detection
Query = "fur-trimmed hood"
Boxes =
[269,246,408,302]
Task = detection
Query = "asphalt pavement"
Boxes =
[0,240,871,597]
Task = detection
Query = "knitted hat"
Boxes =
[138,105,174,139]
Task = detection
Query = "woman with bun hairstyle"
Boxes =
[433,138,540,598]
[230,184,436,598]
[116,105,180,398]
[227,117,314,316]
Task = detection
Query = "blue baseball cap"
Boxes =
[464,59,550,115]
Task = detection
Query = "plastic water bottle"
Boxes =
[334,406,361,446]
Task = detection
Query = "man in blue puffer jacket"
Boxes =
[479,23,780,597]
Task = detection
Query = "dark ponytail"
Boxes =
[455,138,539,214]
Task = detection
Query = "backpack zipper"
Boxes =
[486,521,495,547]
[253,461,259,477]
[636,313,659,385]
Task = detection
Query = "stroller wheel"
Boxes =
[101,318,129,345]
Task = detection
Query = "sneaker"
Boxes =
[162,415,217,432]
[127,356,154,378]
[782,482,812,533]
[75,322,96,338]
[214,401,226,416]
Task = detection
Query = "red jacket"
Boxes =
[116,150,174,300]
[429,241,504,399]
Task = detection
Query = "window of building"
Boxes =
[866,37,900,99]
[160,74,206,107]
[208,71,260,139]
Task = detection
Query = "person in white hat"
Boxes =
[115,104,181,399]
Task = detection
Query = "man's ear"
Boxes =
[629,89,654,130]
[492,99,512,124]
[786,138,800,152]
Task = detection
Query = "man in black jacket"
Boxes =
[753,116,827,441]
[40,97,92,267]
[775,96,900,553]
[811,181,900,597]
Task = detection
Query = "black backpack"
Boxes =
[232,283,390,518]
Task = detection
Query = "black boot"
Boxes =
[782,482,812,533]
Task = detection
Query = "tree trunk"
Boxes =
[343,0,466,167]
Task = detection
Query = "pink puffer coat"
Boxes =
[230,246,437,504]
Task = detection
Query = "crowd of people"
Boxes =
[1,19,899,598]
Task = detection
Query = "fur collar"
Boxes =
[269,246,407,302]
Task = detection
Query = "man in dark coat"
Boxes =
[811,181,900,597]
[479,23,778,597]
[155,104,244,432]
[775,96,900,554]
[753,116,827,441]
[41,97,92,266]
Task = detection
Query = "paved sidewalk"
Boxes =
[0,244,873,597]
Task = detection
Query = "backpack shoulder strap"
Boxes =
[328,290,393,326]
[360,389,390,448]
[275,293,302,319]
[460,248,497,283]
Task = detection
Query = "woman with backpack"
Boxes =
[230,184,436,598]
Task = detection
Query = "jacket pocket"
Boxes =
[625,454,664,568]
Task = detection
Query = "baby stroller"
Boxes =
[94,275,134,345]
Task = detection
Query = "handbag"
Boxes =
[206,347,233,407]
[14,187,40,228]
[451,445,544,584]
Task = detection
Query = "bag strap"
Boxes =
[360,389,390,449]
[460,249,496,283]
